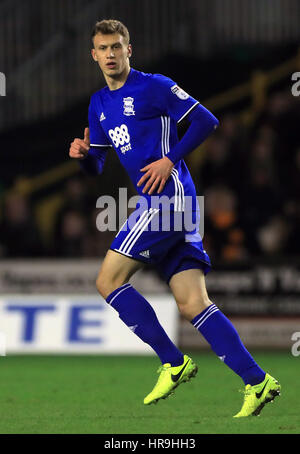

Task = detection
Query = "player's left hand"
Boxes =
[137,156,174,195]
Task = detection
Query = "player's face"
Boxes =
[91,33,132,78]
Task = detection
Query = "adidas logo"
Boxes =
[218,355,226,362]
[129,324,138,333]
[100,112,106,122]
[139,250,150,258]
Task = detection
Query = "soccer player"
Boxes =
[69,19,281,417]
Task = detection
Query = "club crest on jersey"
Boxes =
[171,85,189,100]
[123,97,135,116]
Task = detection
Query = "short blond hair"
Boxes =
[91,19,130,46]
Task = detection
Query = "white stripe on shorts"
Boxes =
[117,208,159,256]
[122,209,159,255]
[171,168,185,211]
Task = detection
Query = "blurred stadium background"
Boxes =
[0,0,300,433]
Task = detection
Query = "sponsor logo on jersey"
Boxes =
[108,124,132,154]
[123,97,135,116]
[171,84,189,100]
[100,112,106,121]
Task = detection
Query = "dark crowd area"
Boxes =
[0,88,299,262]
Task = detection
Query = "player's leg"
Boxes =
[169,267,213,320]
[96,248,142,299]
[96,249,184,368]
[169,268,266,383]
[169,267,281,416]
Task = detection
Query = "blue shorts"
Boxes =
[110,207,211,285]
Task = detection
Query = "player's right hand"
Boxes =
[69,127,90,160]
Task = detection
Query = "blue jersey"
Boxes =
[87,68,212,282]
[88,68,200,212]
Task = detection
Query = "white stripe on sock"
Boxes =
[108,283,132,305]
[194,307,219,330]
[196,308,219,329]
[193,304,218,329]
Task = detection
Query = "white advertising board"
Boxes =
[0,295,178,354]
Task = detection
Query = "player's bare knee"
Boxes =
[96,271,128,300]
[96,277,117,299]
[176,295,213,321]
[95,274,107,298]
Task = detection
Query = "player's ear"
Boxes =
[127,44,132,58]
[91,48,98,62]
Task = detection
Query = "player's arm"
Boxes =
[69,127,108,175]
[138,76,219,194]
[137,155,174,194]
[165,102,219,165]
[138,105,219,194]
[69,96,112,175]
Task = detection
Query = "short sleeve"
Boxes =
[88,95,112,148]
[150,74,199,123]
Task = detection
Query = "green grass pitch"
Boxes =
[0,352,299,434]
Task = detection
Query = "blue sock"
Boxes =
[191,304,266,385]
[106,283,184,367]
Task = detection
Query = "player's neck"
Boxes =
[105,65,131,91]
